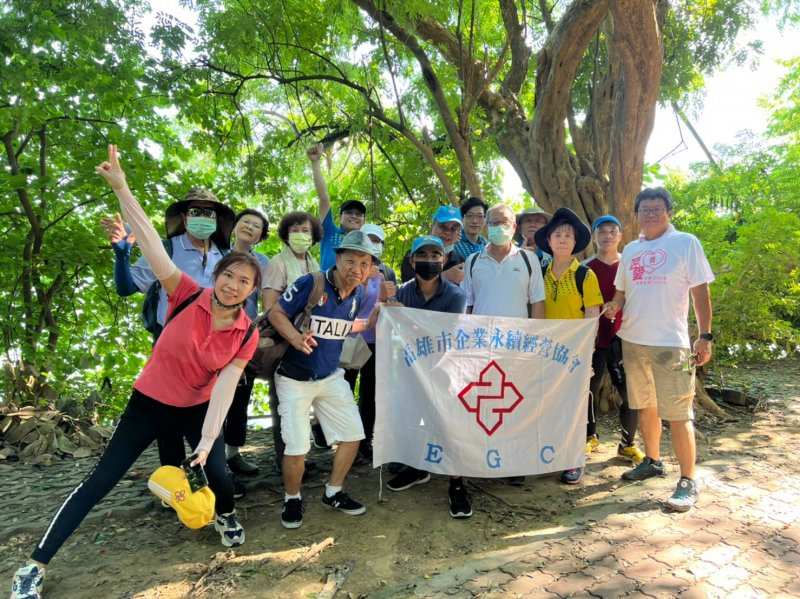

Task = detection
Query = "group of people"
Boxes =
[11,143,715,599]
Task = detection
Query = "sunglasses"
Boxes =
[187,207,217,219]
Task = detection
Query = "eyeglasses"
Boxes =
[187,207,217,219]
[341,209,364,218]
[637,208,666,216]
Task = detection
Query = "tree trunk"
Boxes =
[606,0,663,239]
[494,0,664,235]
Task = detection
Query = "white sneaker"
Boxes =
[11,564,44,599]
[214,511,245,547]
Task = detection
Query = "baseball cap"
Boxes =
[591,214,622,232]
[411,235,445,255]
[432,205,462,225]
[148,466,215,529]
[335,230,381,261]
[340,200,367,214]
[360,223,385,242]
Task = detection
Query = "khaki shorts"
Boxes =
[621,340,695,421]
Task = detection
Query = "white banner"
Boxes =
[374,307,598,478]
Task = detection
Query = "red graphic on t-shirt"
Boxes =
[458,361,524,436]
[631,249,667,281]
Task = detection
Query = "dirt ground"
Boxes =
[1,358,799,598]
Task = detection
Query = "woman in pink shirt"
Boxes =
[11,146,260,599]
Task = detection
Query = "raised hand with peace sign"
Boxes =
[95,144,128,191]
[93,143,180,293]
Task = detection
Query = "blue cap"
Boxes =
[432,205,462,225]
[592,214,622,232]
[411,235,445,255]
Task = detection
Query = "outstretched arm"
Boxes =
[191,359,247,464]
[96,145,182,295]
[307,143,331,221]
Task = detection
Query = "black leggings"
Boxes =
[267,376,285,462]
[344,343,376,453]
[31,390,233,565]
[588,338,638,446]
[224,374,254,447]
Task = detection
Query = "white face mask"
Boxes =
[487,224,514,245]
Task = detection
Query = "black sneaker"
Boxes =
[622,457,666,481]
[228,453,259,475]
[387,468,431,492]
[321,490,366,515]
[665,477,698,512]
[281,497,304,529]
[448,485,473,519]
[559,467,584,485]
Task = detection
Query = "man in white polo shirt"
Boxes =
[604,187,714,513]
[462,204,545,319]
[462,204,545,485]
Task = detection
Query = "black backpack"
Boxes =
[541,263,589,312]
[468,248,533,279]
[141,238,174,336]
[142,238,229,338]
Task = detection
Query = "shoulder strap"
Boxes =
[469,252,480,278]
[575,264,588,311]
[519,249,532,276]
[240,321,256,349]
[298,271,326,326]
[165,289,203,327]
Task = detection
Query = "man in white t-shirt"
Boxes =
[462,204,545,319]
[604,187,714,512]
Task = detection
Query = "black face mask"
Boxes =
[414,261,442,281]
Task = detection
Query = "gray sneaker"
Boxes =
[621,457,665,481]
[11,564,44,599]
[665,477,698,512]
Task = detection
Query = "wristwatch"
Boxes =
[699,332,714,342]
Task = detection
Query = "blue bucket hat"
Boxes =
[411,235,445,255]
[432,205,462,225]
[591,214,622,232]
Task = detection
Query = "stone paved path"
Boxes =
[372,361,800,598]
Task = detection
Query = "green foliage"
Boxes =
[0,0,190,415]
[667,59,800,364]
[1,0,798,419]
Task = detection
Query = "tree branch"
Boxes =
[499,0,532,95]
[352,0,481,197]
[529,0,610,213]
